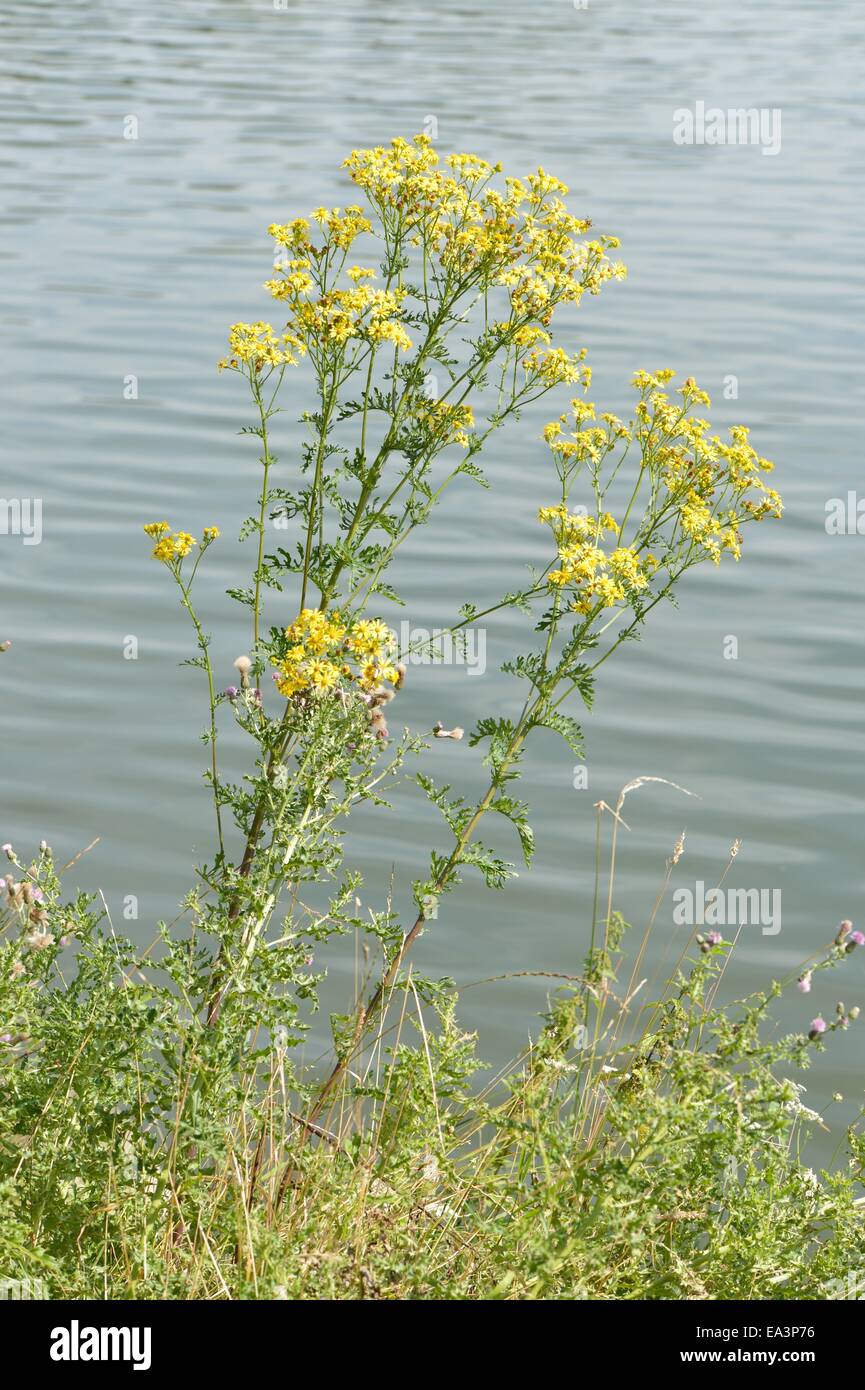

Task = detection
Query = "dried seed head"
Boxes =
[25,926,52,952]
[233,655,252,689]
[369,708,389,739]
[432,722,464,741]
[671,831,686,865]
[729,838,741,859]
[394,662,407,690]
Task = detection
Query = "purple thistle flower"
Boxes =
[808,1017,827,1040]
[225,685,239,700]
[797,972,812,994]
[706,930,723,946]
[846,930,865,952]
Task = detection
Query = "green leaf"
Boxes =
[529,709,584,757]
[469,717,517,781]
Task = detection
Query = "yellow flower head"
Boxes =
[152,536,176,563]
[306,659,339,692]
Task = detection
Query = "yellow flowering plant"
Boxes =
[0,135,806,1303]
[140,134,780,1131]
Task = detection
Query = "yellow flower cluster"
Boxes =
[143,522,194,561]
[273,609,399,699]
[539,506,649,609]
[267,219,312,251]
[417,400,475,448]
[342,134,441,202]
[264,259,315,300]
[537,371,781,593]
[310,204,372,249]
[218,321,306,373]
[144,522,219,562]
[631,371,781,563]
[542,396,630,468]
[263,260,413,354]
[523,346,591,388]
[256,134,625,369]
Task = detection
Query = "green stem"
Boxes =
[178,572,224,862]
[252,377,273,661]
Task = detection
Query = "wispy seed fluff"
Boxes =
[233,654,253,689]
[369,707,389,740]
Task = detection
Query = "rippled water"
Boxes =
[2,0,863,1127]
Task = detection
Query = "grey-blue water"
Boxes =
[2,0,863,1141]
